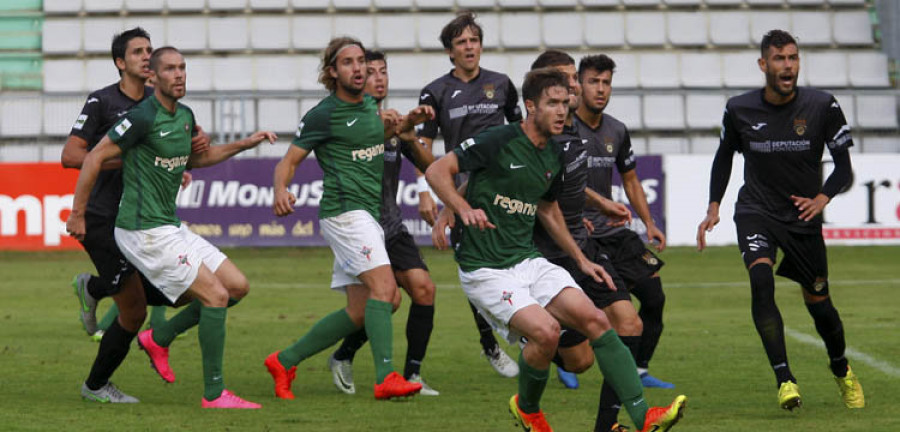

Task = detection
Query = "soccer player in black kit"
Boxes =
[417,11,523,378]
[328,50,440,396]
[697,29,864,411]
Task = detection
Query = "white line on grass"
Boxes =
[784,327,900,378]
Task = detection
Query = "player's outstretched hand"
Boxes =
[604,202,632,228]
[459,208,495,231]
[273,188,297,217]
[191,124,211,153]
[419,191,439,226]
[66,214,86,242]
[791,194,829,222]
[247,131,277,148]
[696,205,720,252]
[181,171,192,189]
[647,224,666,252]
[431,207,455,250]
[380,108,401,131]
[579,259,616,291]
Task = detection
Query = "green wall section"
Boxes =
[0,1,42,90]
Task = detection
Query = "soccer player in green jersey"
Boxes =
[425,68,686,432]
[266,37,434,401]
[67,47,276,409]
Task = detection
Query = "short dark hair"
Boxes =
[760,29,798,58]
[365,49,386,65]
[578,54,616,82]
[149,46,181,72]
[531,50,574,71]
[522,67,569,106]
[440,11,483,50]
[320,37,366,92]
[111,27,151,76]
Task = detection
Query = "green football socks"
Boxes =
[591,329,649,427]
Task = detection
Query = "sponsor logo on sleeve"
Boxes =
[114,119,132,136]
[460,138,476,150]
[72,114,88,130]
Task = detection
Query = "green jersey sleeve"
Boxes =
[453,130,504,173]
[292,105,331,151]
[107,107,151,151]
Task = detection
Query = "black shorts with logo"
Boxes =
[80,213,173,306]
[386,230,428,272]
[591,229,664,288]
[735,212,829,295]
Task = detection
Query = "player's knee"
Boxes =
[117,306,146,331]
[408,281,436,306]
[584,307,613,337]
[615,314,643,337]
[802,278,830,304]
[205,285,230,308]
[227,274,249,300]
[530,322,561,354]
[637,277,666,310]
[565,349,594,374]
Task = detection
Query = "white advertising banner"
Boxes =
[664,153,900,247]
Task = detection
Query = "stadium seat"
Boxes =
[709,11,751,47]
[383,54,422,91]
[538,0,580,7]
[787,0,825,6]
[83,18,124,54]
[705,0,745,5]
[255,56,301,91]
[125,0,163,12]
[83,0,123,13]
[543,13,583,48]
[385,96,418,113]
[213,57,254,91]
[375,15,418,50]
[257,98,299,133]
[791,11,832,47]
[292,16,333,51]
[414,0,452,9]
[43,59,85,93]
[667,12,708,47]
[289,0,328,9]
[663,0,702,6]
[208,0,248,10]
[0,98,42,137]
[249,0,289,10]
[647,137,689,154]
[209,16,249,51]
[584,12,625,47]
[745,0,786,5]
[417,13,454,50]
[218,98,258,135]
[605,95,642,129]
[643,94,685,130]
[501,13,541,49]
[456,0,496,8]
[804,52,848,87]
[722,51,762,87]
[374,0,414,9]
[602,52,637,89]
[861,136,900,153]
[41,144,66,162]
[257,140,290,157]
[478,13,501,49]
[638,53,679,88]
[855,95,898,130]
[680,53,722,88]
[124,17,165,46]
[333,0,372,10]
[750,12,791,44]
[249,16,291,51]
[299,98,322,120]
[42,19,81,55]
[623,0,661,6]
[629,136,647,155]
[847,52,890,88]
[186,57,214,92]
[686,94,726,129]
[690,136,720,154]
[479,52,509,77]
[832,93,856,127]
[167,16,208,53]
[626,12,666,47]
[833,11,874,45]
[44,0,82,14]
[296,55,322,90]
[499,0,538,7]
[828,0,865,5]
[581,0,622,6]
[0,144,40,161]
[166,0,205,12]
[42,97,83,137]
[181,97,214,135]
[333,15,375,47]
[508,53,536,87]
[84,58,119,92]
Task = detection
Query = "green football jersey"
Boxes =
[107,95,195,230]
[292,94,384,220]
[453,123,564,272]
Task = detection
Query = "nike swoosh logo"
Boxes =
[510,163,525,169]
[751,123,766,130]
[420,94,430,100]
[452,90,462,98]
[160,131,173,137]
[346,118,358,127]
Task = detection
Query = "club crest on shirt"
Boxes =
[360,245,373,261]
[483,83,495,99]
[545,170,553,181]
[603,137,615,154]
[642,251,659,266]
[501,290,513,305]
[793,118,807,136]
[184,122,190,132]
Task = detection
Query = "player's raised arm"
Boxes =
[273,145,310,217]
[188,131,276,168]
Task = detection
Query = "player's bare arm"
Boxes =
[585,186,631,227]
[190,124,211,154]
[425,152,494,231]
[380,108,402,139]
[696,201,720,252]
[272,145,310,217]
[61,134,123,171]
[537,200,616,289]
[414,135,439,225]
[66,136,123,241]
[622,169,665,251]
[188,131,276,168]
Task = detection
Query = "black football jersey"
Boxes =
[380,136,418,238]
[721,87,853,232]
[69,83,153,219]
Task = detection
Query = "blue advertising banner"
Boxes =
[610,155,666,238]
[176,155,664,247]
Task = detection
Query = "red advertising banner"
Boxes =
[0,163,81,250]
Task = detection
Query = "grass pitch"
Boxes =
[0,245,898,431]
